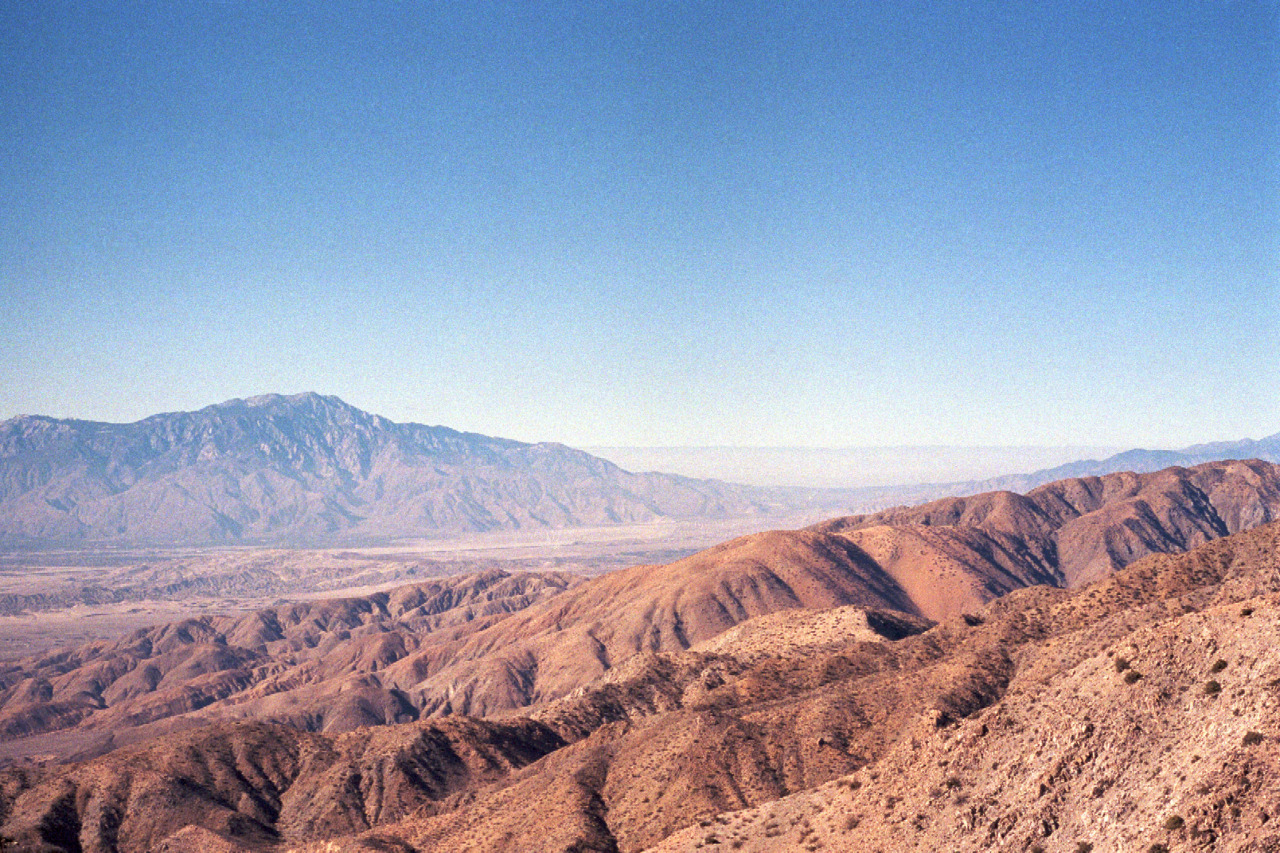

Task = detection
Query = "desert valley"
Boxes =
[0,396,1276,851]
[7,4,1274,850]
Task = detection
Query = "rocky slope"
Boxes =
[1,518,1277,852]
[0,569,579,760]
[652,524,1280,852]
[0,393,820,546]
[819,457,1280,586]
[0,460,1275,765]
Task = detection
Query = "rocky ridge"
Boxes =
[0,460,1275,764]
[0,519,1277,851]
[0,393,816,546]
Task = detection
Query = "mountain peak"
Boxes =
[214,391,361,415]
[0,396,787,545]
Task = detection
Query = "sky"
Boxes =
[2,0,1277,449]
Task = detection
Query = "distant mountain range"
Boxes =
[966,432,1280,491]
[0,393,836,547]
[844,430,1280,509]
[1,393,1275,548]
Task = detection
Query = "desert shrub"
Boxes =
[1210,659,1228,673]
[1241,607,1254,616]
[1115,657,1130,672]
[1164,815,1184,830]
[1244,731,1264,746]
[1204,680,1221,695]
[1124,670,1143,684]
[945,776,962,789]
[1076,843,1094,853]
[1148,844,1168,853]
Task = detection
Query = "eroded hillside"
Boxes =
[0,460,1275,768]
[1,516,1278,850]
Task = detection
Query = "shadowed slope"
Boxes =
[815,458,1280,586]
[2,461,1277,757]
[6,521,1277,852]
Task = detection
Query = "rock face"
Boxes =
[2,520,1278,852]
[0,393,799,545]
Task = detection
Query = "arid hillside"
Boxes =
[652,524,1280,852]
[1,512,1277,851]
[818,457,1280,586]
[0,460,1275,768]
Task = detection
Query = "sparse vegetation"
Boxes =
[2,460,1278,853]
[1204,680,1221,695]
[1210,659,1228,673]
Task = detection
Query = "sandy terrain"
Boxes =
[0,515,808,660]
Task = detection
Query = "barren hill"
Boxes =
[816,457,1280,586]
[2,517,1278,851]
[652,524,1280,852]
[0,460,1275,768]
[0,393,815,546]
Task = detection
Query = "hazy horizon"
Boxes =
[4,2,1275,448]
[586,444,1129,489]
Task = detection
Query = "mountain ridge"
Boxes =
[0,393,834,547]
[2,519,1278,852]
[0,458,1274,765]
[901,431,1280,504]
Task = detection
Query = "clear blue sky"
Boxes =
[2,1,1277,448]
